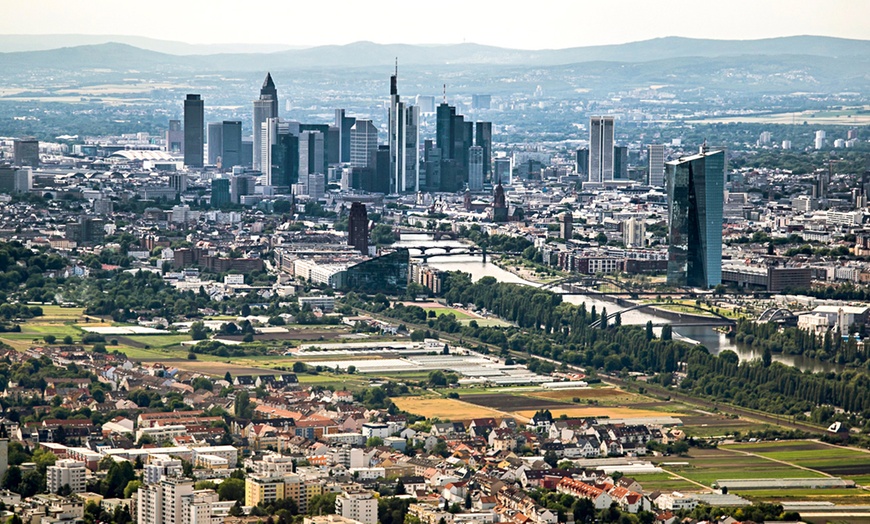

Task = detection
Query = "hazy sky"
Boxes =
[4,0,868,49]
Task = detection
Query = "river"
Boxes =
[396,234,840,373]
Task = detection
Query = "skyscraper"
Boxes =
[475,121,492,179]
[588,116,614,183]
[271,131,299,189]
[299,131,324,180]
[666,147,724,288]
[211,178,231,208]
[388,68,420,193]
[575,148,589,179]
[183,94,204,168]
[12,138,38,168]
[648,144,665,187]
[613,145,628,179]
[166,121,183,155]
[220,121,242,171]
[560,213,573,241]
[335,109,356,163]
[350,120,378,168]
[348,202,369,254]
[468,146,484,191]
[253,73,279,171]
[207,123,222,165]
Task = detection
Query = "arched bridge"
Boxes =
[757,308,799,325]
[589,302,735,328]
[542,275,638,294]
[406,245,489,262]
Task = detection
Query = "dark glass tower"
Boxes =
[271,132,299,188]
[183,94,204,167]
[220,121,242,171]
[348,202,369,254]
[666,148,724,288]
[475,121,492,179]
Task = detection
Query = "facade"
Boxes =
[560,213,573,241]
[350,120,378,168]
[388,72,420,193]
[299,131,325,181]
[167,120,184,155]
[666,148,724,288]
[339,249,409,295]
[220,121,243,171]
[335,488,377,524]
[206,123,222,165]
[468,146,484,191]
[254,73,279,171]
[589,116,615,183]
[268,120,300,189]
[613,145,628,179]
[0,166,32,194]
[13,138,39,168]
[47,459,86,494]
[575,148,589,179]
[335,109,356,163]
[624,217,646,248]
[211,178,231,208]
[136,477,195,524]
[183,94,204,168]
[475,121,492,179]
[648,144,665,187]
[348,202,369,254]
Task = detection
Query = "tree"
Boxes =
[2,466,21,492]
[645,321,655,341]
[410,330,426,342]
[234,390,253,419]
[292,361,308,373]
[43,335,56,344]
[395,479,406,495]
[661,324,672,341]
[217,478,245,502]
[190,321,208,341]
[366,437,384,447]
[543,450,559,468]
[124,480,142,499]
[19,470,43,497]
[63,335,73,344]
[224,371,232,383]
[762,346,772,368]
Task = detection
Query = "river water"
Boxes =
[396,234,839,372]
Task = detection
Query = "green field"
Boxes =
[124,334,191,348]
[659,448,827,487]
[631,472,702,492]
[426,307,473,319]
[722,440,870,481]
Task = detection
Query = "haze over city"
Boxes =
[2,0,869,49]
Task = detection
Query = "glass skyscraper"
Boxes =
[666,148,724,288]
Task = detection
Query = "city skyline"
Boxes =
[2,0,868,50]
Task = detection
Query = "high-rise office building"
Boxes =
[166,121,183,155]
[299,131,324,180]
[415,95,435,114]
[254,73,279,171]
[575,148,589,179]
[560,213,573,241]
[231,174,254,204]
[206,123,222,165]
[648,144,665,187]
[472,94,492,110]
[475,121,492,179]
[211,178,231,208]
[220,121,243,171]
[468,146,484,191]
[0,166,32,194]
[348,202,369,254]
[588,116,614,183]
[335,109,356,163]
[350,120,378,168]
[183,94,204,168]
[666,147,724,288]
[613,145,628,179]
[271,129,299,189]
[388,70,420,193]
[814,130,826,150]
[494,157,512,186]
[13,138,39,168]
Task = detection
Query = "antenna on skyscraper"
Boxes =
[395,57,398,78]
[443,84,447,104]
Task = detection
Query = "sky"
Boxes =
[3,0,869,49]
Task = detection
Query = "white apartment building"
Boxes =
[46,459,86,494]
[335,488,378,524]
[145,457,183,484]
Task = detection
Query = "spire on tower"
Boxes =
[443,84,447,104]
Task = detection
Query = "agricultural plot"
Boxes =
[464,394,571,411]
[513,406,680,420]
[630,472,702,493]
[528,387,650,406]
[393,396,517,422]
[722,440,870,478]
[659,447,826,487]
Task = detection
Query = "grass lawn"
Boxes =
[426,307,473,320]
[460,318,511,327]
[35,305,86,321]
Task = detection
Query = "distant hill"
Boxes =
[0,34,304,54]
[0,35,867,70]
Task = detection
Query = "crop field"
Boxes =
[527,387,650,405]
[463,393,572,411]
[722,440,870,477]
[736,488,870,505]
[631,472,702,493]
[393,396,518,422]
[123,334,190,348]
[659,447,827,487]
[515,406,681,420]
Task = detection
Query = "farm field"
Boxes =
[631,472,702,493]
[722,440,870,478]
[124,334,191,348]
[393,396,519,422]
[527,387,650,405]
[735,488,870,505]
[659,447,827,487]
[514,406,681,420]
